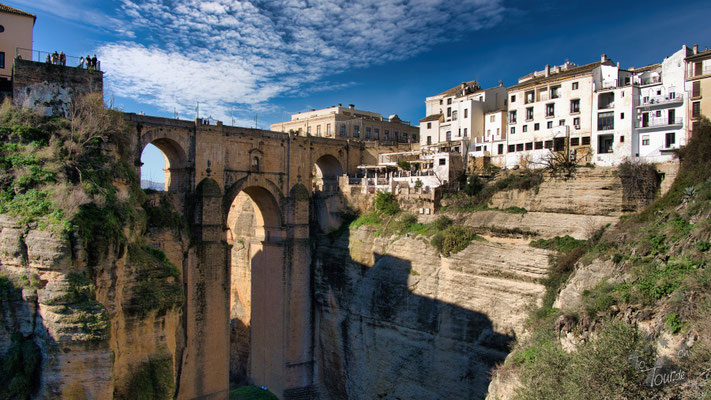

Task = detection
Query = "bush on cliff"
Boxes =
[0,333,42,400]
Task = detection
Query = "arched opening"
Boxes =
[226,185,285,393]
[139,137,188,192]
[312,154,344,193]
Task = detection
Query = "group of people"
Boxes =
[44,51,99,70]
[79,55,99,70]
[46,51,66,66]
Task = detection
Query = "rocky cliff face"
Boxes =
[312,164,665,400]
[0,213,186,399]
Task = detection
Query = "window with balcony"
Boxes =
[546,103,555,117]
[526,107,533,120]
[597,111,614,131]
[570,99,580,113]
[693,101,701,118]
[525,90,534,104]
[665,132,675,148]
[509,110,517,124]
[598,92,614,109]
[598,134,614,154]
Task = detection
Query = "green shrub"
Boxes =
[374,192,400,215]
[462,174,485,196]
[350,211,381,229]
[665,312,683,334]
[504,206,528,214]
[0,333,42,400]
[529,235,586,252]
[125,244,184,317]
[128,355,174,400]
[431,225,478,257]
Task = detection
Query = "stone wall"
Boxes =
[12,59,103,117]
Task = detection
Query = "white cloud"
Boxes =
[95,0,505,122]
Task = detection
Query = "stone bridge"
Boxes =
[124,113,364,399]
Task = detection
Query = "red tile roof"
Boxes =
[0,3,36,22]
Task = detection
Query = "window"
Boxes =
[534,141,543,150]
[570,138,579,146]
[582,136,591,146]
[447,98,452,105]
[353,125,360,137]
[459,129,462,137]
[327,123,331,135]
[487,129,491,136]
[316,125,321,135]
[597,111,614,131]
[490,115,495,122]
[693,81,701,98]
[365,127,371,139]
[510,126,515,134]
[374,128,379,139]
[665,132,675,148]
[525,90,534,104]
[620,135,624,143]
[526,107,533,120]
[427,122,432,129]
[655,110,662,118]
[251,156,260,172]
[427,136,432,145]
[516,143,524,151]
[547,121,553,129]
[620,112,624,120]
[508,144,515,152]
[464,109,468,118]
[0,26,4,33]
[0,52,4,69]
[475,146,482,152]
[439,158,446,165]
[570,99,580,113]
[534,123,540,131]
[544,140,553,149]
[306,126,311,134]
[692,101,701,118]
[551,86,560,99]
[559,119,565,126]
[523,125,528,133]
[695,62,703,77]
[447,107,451,117]
[498,144,504,154]
[642,135,649,146]
[525,142,533,150]
[572,82,579,90]
[510,95,516,103]
[439,99,443,105]
[340,124,346,136]
[298,127,303,135]
[384,130,389,140]
[463,128,468,137]
[509,110,517,124]
[573,117,580,128]
[452,110,458,121]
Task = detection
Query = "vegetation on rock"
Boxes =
[128,354,174,400]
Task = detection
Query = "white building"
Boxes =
[631,46,692,163]
[419,81,507,152]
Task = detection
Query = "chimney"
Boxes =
[694,44,699,54]
[617,62,620,68]
[601,54,608,63]
[545,64,550,77]
[338,103,342,107]
[349,104,355,109]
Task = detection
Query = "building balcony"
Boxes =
[634,76,661,86]
[637,93,683,108]
[594,79,620,91]
[635,117,683,130]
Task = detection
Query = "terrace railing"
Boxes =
[16,48,101,71]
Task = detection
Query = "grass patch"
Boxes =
[529,235,586,252]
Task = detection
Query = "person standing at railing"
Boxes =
[59,51,66,66]
[45,54,51,63]
[79,57,85,69]
[86,55,92,69]
[91,54,98,70]
[51,51,59,64]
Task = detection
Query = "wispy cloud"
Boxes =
[95,0,506,122]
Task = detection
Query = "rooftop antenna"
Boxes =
[254,113,258,129]
[231,108,235,126]
[174,107,178,120]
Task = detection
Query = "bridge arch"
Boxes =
[140,129,190,192]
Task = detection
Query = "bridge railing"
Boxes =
[16,47,102,71]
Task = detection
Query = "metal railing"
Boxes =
[16,48,101,71]
[636,117,683,128]
[638,93,683,107]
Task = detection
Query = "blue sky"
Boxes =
[8,0,711,183]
